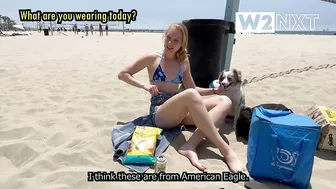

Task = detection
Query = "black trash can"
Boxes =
[182,19,235,88]
[43,29,49,36]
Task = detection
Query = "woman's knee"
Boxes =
[182,88,202,102]
[216,95,233,107]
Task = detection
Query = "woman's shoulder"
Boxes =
[148,49,164,57]
[142,50,163,61]
[134,50,162,67]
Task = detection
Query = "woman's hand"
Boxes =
[142,84,159,96]
[214,86,224,95]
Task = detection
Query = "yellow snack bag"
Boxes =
[123,126,163,165]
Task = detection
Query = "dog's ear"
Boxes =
[218,71,225,81]
[232,69,242,82]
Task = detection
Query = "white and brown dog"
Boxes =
[217,69,246,129]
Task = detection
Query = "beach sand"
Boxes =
[0,31,336,189]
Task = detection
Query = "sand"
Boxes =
[0,31,336,189]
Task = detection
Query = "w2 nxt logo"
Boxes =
[235,12,319,33]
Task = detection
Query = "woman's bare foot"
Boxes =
[224,153,246,173]
[178,143,206,171]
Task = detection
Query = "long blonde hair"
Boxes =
[163,23,189,69]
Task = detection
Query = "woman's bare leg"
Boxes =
[179,96,245,173]
[178,96,230,170]
[154,89,245,173]
[182,95,230,127]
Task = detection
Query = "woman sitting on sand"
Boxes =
[117,23,245,173]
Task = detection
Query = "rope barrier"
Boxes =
[244,63,336,85]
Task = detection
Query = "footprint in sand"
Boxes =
[24,131,44,141]
[78,128,88,132]
[82,94,108,100]
[0,127,35,141]
[129,99,147,107]
[0,177,25,189]
[66,139,84,149]
[247,93,263,101]
[0,156,19,173]
[113,100,128,107]
[294,98,311,105]
[111,88,129,96]
[48,96,64,103]
[85,148,100,161]
[38,119,58,128]
[104,120,116,127]
[76,123,88,132]
[137,99,148,104]
[97,128,112,137]
[100,87,113,93]
[47,132,69,147]
[284,84,298,92]
[114,112,135,121]
[50,152,96,166]
[113,87,127,93]
[11,119,23,125]
[0,143,39,167]
[57,107,75,114]
[12,85,26,91]
[42,169,86,186]
[83,116,104,127]
[75,123,85,129]
[20,159,57,178]
[25,108,45,114]
[259,84,273,91]
[76,107,90,114]
[91,138,113,155]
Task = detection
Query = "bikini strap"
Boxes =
[179,62,184,75]
[159,53,164,65]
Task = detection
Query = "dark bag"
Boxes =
[235,103,293,141]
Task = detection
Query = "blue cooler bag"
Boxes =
[247,107,321,189]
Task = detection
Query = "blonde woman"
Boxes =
[118,23,245,173]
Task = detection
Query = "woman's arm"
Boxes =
[196,86,219,96]
[117,54,155,89]
[182,59,219,96]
